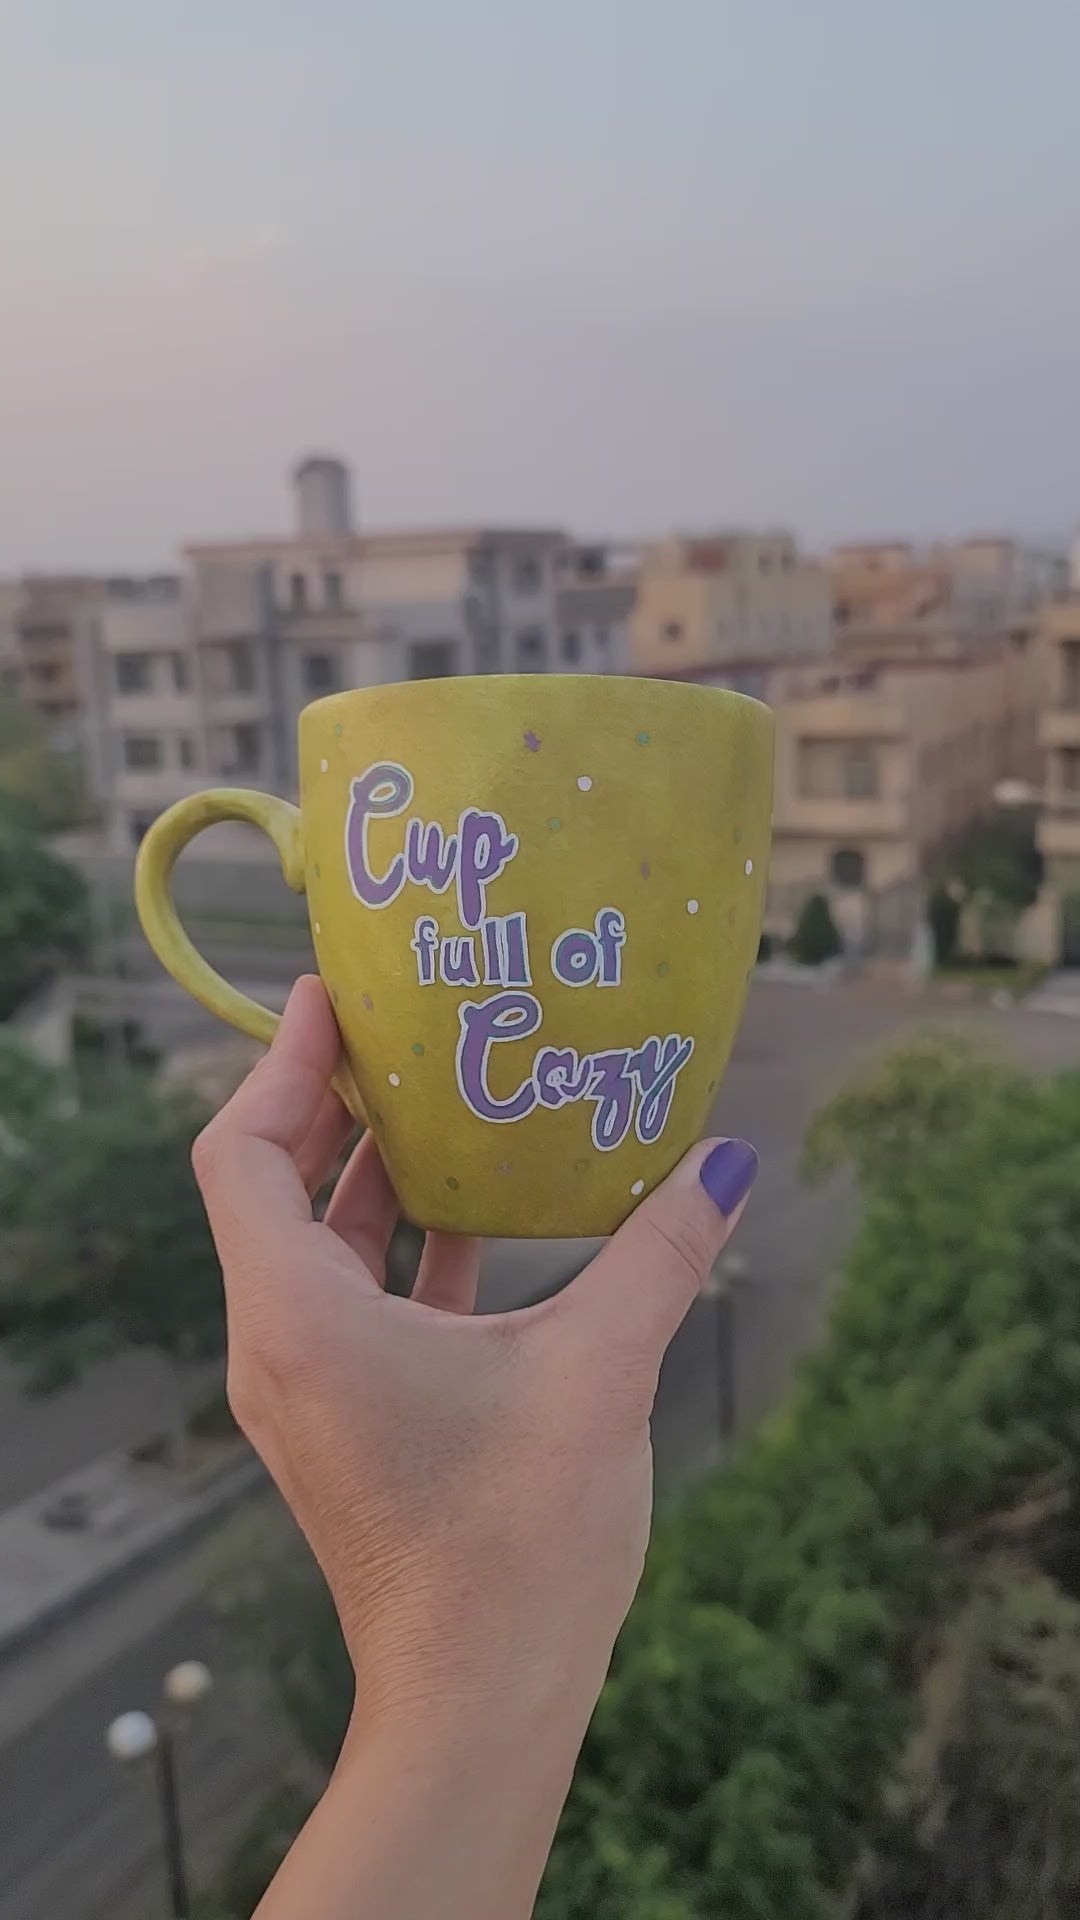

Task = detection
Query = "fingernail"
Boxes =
[699,1140,759,1218]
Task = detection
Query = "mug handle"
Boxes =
[134,788,366,1120]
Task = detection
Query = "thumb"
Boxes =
[562,1138,758,1362]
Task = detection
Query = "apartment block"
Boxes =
[1031,599,1080,961]
[630,531,830,674]
[555,543,638,674]
[77,457,567,849]
[3,576,114,738]
[828,537,1066,663]
[654,647,1039,954]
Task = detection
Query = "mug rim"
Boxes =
[300,672,773,725]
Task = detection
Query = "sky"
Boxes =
[0,0,1077,569]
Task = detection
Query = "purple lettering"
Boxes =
[535,1047,593,1109]
[631,1034,695,1144]
[457,810,519,929]
[411,914,439,986]
[503,912,532,986]
[455,992,541,1124]
[345,763,411,908]
[552,928,599,987]
[442,936,479,987]
[596,908,626,987]
[406,818,458,895]
[586,1049,636,1152]
[482,918,504,985]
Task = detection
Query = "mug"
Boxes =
[135,674,773,1238]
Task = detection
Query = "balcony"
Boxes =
[773,794,909,839]
[1038,805,1080,859]
[788,695,906,741]
[1040,707,1080,748]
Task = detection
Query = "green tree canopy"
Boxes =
[0,793,90,1018]
[0,1042,221,1388]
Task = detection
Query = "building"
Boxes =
[1030,599,1080,961]
[651,647,1040,955]
[630,531,831,675]
[3,576,113,739]
[554,543,638,675]
[827,537,1066,664]
[77,457,567,849]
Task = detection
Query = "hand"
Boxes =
[192,976,757,1919]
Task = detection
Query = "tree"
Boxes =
[936,807,1043,917]
[790,893,842,967]
[0,793,90,1018]
[865,1570,1080,1919]
[0,692,92,829]
[927,885,961,968]
[0,1043,222,1392]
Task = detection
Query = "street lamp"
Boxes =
[701,1250,749,1448]
[105,1660,214,1919]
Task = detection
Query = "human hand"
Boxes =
[192,975,756,1917]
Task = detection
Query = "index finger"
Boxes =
[191,975,342,1264]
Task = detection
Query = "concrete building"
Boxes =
[77,457,566,849]
[827,537,1065,663]
[554,543,638,675]
[3,576,113,739]
[652,647,1040,955]
[630,531,830,675]
[1030,599,1080,961]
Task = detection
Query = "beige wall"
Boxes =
[766,647,1039,939]
[631,533,830,672]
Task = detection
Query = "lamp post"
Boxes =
[105,1660,214,1919]
[701,1250,749,1448]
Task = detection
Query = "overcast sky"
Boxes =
[1,0,1077,569]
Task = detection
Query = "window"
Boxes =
[1064,641,1080,710]
[171,651,190,693]
[224,641,255,692]
[304,652,338,695]
[759,551,772,575]
[179,736,196,770]
[1061,749,1080,794]
[516,628,547,672]
[469,549,494,588]
[408,639,458,679]
[122,735,162,770]
[594,624,610,649]
[290,573,308,612]
[561,631,582,665]
[475,631,499,672]
[114,652,153,694]
[662,620,684,644]
[512,555,542,595]
[323,570,344,611]
[130,814,156,846]
[232,723,261,771]
[842,747,879,800]
[831,847,866,889]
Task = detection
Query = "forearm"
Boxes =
[254,1700,586,1920]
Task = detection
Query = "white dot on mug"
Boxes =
[388,1072,401,1087]
[320,757,329,772]
[745,858,754,876]
[630,1179,645,1197]
[687,898,700,915]
[577,774,593,792]
[314,920,321,935]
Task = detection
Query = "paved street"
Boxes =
[5,973,1080,1917]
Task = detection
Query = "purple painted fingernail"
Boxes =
[699,1140,759,1217]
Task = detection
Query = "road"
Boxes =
[4,975,1080,1918]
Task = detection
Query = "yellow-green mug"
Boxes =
[135,675,773,1237]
